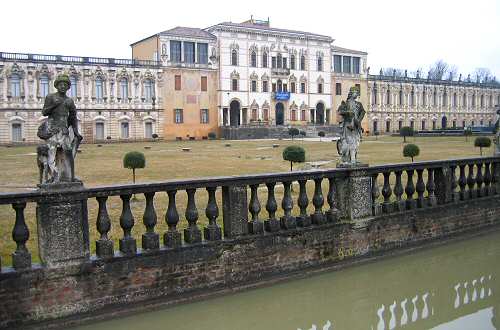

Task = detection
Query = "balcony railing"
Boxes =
[0,156,498,272]
[368,74,500,89]
[271,67,290,76]
[0,51,161,67]
[167,60,212,69]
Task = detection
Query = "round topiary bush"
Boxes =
[318,131,326,141]
[123,151,146,183]
[282,145,305,171]
[288,127,299,140]
[474,136,491,156]
[399,126,414,143]
[152,133,159,139]
[403,143,420,162]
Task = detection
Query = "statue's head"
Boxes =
[348,86,360,100]
[54,74,71,93]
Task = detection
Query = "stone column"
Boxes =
[36,182,90,268]
[334,166,373,228]
[222,185,248,238]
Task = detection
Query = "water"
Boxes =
[72,231,500,330]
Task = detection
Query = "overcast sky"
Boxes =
[1,0,499,77]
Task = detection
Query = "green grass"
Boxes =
[0,135,494,266]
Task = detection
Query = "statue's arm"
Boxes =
[42,95,57,116]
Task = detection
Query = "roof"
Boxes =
[159,26,216,40]
[205,22,333,41]
[331,46,367,55]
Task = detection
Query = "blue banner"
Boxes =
[274,92,290,101]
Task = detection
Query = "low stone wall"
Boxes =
[220,125,341,140]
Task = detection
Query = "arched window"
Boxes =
[231,50,238,66]
[120,78,128,102]
[143,79,153,102]
[399,90,403,105]
[70,76,78,98]
[386,89,391,105]
[290,54,296,70]
[40,75,49,97]
[10,74,21,98]
[472,93,476,107]
[410,90,415,107]
[373,120,378,133]
[453,93,457,108]
[95,77,103,102]
[277,79,283,92]
[262,52,268,68]
[372,85,377,105]
[300,55,306,71]
[422,90,426,106]
[250,51,257,67]
[480,94,484,108]
[386,120,391,132]
[443,91,447,107]
[462,93,467,108]
[317,56,323,71]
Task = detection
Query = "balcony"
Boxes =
[167,60,211,69]
[271,67,290,76]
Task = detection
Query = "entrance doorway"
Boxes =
[230,100,240,127]
[275,102,284,125]
[315,103,325,124]
[441,116,448,129]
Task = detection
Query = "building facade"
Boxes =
[0,18,498,144]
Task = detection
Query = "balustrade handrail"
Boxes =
[0,156,497,206]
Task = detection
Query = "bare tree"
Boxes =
[472,68,493,83]
[381,67,404,77]
[428,60,450,80]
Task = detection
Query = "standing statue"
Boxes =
[337,86,365,165]
[37,74,82,184]
[495,105,500,156]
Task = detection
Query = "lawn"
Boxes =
[0,135,494,266]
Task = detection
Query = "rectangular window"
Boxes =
[120,79,128,101]
[271,57,276,68]
[232,79,238,91]
[11,123,22,142]
[175,75,181,91]
[335,83,341,95]
[197,43,208,64]
[174,109,183,123]
[333,55,342,73]
[145,122,153,138]
[290,82,296,93]
[184,42,195,64]
[200,109,209,123]
[10,76,21,97]
[317,83,323,94]
[283,58,287,69]
[40,77,49,97]
[95,122,104,140]
[262,81,268,92]
[120,122,129,139]
[272,83,276,93]
[201,76,207,92]
[301,109,306,121]
[144,80,153,102]
[70,76,77,98]
[300,82,306,93]
[352,57,360,74]
[251,80,257,92]
[342,56,351,73]
[283,83,288,92]
[170,41,182,63]
[95,79,103,102]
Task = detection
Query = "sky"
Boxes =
[1,0,499,78]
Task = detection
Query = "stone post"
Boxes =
[334,166,373,228]
[222,185,248,238]
[434,166,453,205]
[36,182,90,268]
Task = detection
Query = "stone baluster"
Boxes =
[311,178,325,225]
[184,189,202,243]
[119,194,136,255]
[475,163,483,198]
[458,165,467,200]
[326,177,339,221]
[467,164,475,199]
[415,169,425,208]
[296,180,311,227]
[483,162,492,196]
[12,202,31,270]
[393,171,405,212]
[248,184,264,234]
[96,196,113,258]
[405,169,417,209]
[492,162,499,194]
[164,190,182,248]
[280,181,296,229]
[142,192,159,250]
[265,182,280,232]
[426,168,437,207]
[382,172,393,213]
[204,187,221,240]
[450,165,459,202]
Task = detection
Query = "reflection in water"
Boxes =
[71,231,500,330]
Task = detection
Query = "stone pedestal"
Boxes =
[36,182,90,268]
[222,186,248,238]
[334,165,373,228]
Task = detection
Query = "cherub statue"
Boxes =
[37,74,82,184]
[337,86,365,164]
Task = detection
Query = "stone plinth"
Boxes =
[36,182,90,268]
[222,186,248,238]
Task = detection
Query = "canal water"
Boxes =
[73,230,500,330]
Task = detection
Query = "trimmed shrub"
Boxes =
[399,126,414,143]
[282,145,305,171]
[403,143,420,162]
[474,136,491,156]
[123,151,146,184]
[288,127,300,140]
[152,133,159,139]
[318,131,326,141]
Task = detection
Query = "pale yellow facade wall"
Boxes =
[331,74,369,132]
[162,68,219,140]
[132,36,159,62]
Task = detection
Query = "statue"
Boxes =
[37,74,82,184]
[495,105,500,156]
[336,86,366,165]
